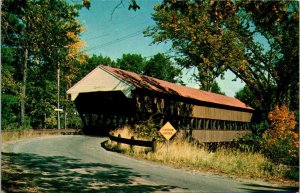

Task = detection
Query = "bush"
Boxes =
[261,105,299,165]
[2,118,32,131]
[45,116,57,129]
[133,116,164,141]
[237,133,262,153]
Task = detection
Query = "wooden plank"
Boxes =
[192,105,252,122]
[28,129,80,133]
[189,130,251,142]
[140,92,253,122]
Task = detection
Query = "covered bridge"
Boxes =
[67,65,254,142]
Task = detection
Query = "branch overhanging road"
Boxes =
[2,135,298,192]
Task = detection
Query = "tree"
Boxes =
[1,0,85,128]
[81,0,141,12]
[235,86,266,125]
[144,1,233,91]
[116,53,145,74]
[1,48,20,129]
[115,53,183,84]
[210,81,225,95]
[230,1,299,114]
[73,53,183,85]
[87,54,116,68]
[144,53,182,84]
[145,1,299,117]
[73,54,116,83]
[2,1,28,125]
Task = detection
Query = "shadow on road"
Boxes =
[239,183,299,193]
[2,150,299,192]
[2,152,181,193]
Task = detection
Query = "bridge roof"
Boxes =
[100,65,254,111]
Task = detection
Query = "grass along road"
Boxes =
[1,129,80,143]
[108,128,299,184]
[2,135,298,192]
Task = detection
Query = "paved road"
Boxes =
[2,135,298,192]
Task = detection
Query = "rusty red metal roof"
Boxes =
[100,65,254,111]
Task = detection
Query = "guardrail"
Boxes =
[34,129,80,134]
[2,129,80,134]
[108,134,157,152]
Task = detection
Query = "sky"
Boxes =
[78,0,245,97]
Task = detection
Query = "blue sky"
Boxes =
[78,0,244,97]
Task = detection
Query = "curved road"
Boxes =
[2,135,297,192]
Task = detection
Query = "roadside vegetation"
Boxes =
[2,129,80,143]
[105,108,299,185]
[2,129,53,143]
[106,129,298,184]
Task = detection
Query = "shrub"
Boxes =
[133,116,164,141]
[262,105,299,165]
[45,116,57,129]
[2,118,32,131]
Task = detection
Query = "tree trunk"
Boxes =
[21,48,28,125]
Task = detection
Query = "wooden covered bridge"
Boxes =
[67,65,254,142]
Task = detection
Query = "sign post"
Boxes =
[54,108,63,129]
[159,122,177,153]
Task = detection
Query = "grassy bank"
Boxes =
[1,129,80,143]
[106,127,299,185]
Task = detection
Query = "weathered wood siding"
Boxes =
[181,130,251,142]
[134,92,253,122]
[192,106,252,122]
[188,118,252,130]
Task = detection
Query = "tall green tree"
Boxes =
[235,86,265,125]
[1,0,85,128]
[235,86,260,111]
[210,81,225,95]
[144,53,182,84]
[1,48,20,129]
[145,1,299,116]
[74,53,183,85]
[144,1,231,91]
[115,53,183,84]
[116,53,145,74]
[73,54,116,83]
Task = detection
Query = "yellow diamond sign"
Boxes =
[159,122,177,140]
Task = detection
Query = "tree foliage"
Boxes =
[145,1,233,91]
[116,53,145,74]
[78,53,183,85]
[210,81,225,95]
[145,1,299,116]
[1,0,85,129]
[261,105,298,165]
[1,48,20,129]
[144,53,183,84]
[115,53,183,84]
[235,86,265,123]
[73,54,116,83]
